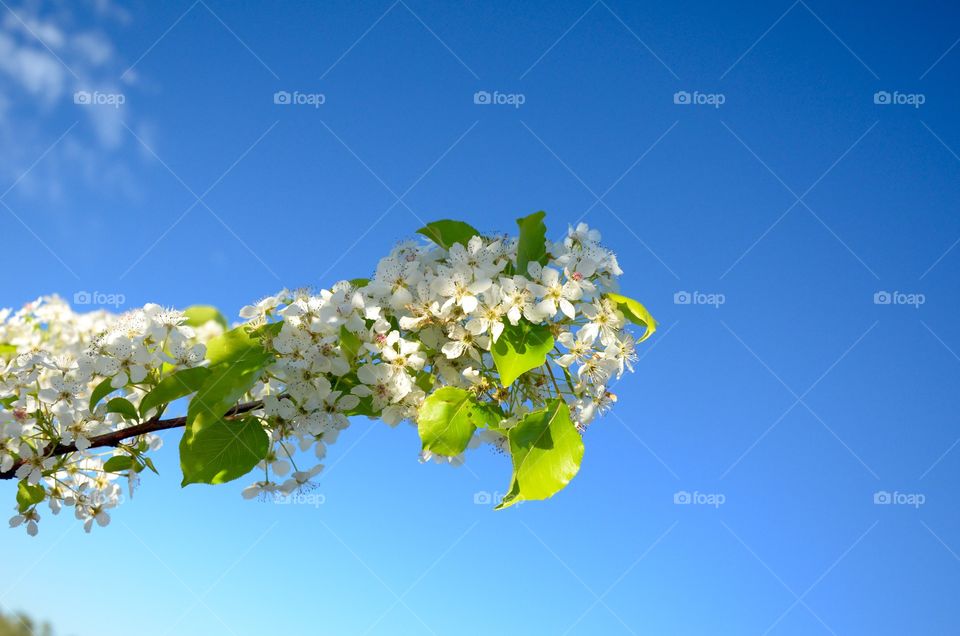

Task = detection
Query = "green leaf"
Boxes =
[103,456,134,472]
[417,387,498,456]
[414,369,435,393]
[106,398,139,421]
[180,417,269,486]
[183,305,228,329]
[606,292,657,342]
[0,343,17,360]
[491,320,555,387]
[496,399,584,510]
[205,325,271,367]
[89,378,115,412]
[515,211,548,275]
[139,366,212,418]
[142,456,159,475]
[180,343,272,485]
[416,220,481,249]
[343,395,378,417]
[339,325,363,365]
[185,350,269,434]
[16,481,44,512]
[349,278,370,288]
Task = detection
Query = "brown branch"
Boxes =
[0,400,265,481]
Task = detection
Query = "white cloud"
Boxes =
[0,1,145,196]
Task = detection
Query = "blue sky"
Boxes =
[2,1,960,634]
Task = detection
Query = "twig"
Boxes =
[0,400,265,481]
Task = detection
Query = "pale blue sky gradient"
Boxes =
[2,1,960,634]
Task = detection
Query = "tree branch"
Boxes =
[0,400,265,481]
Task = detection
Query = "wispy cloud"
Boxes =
[0,0,144,197]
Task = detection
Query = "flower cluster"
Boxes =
[238,221,644,498]
[1,215,655,534]
[1,299,222,534]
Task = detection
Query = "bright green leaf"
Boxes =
[205,325,271,367]
[89,378,115,412]
[185,350,268,434]
[496,399,583,510]
[180,417,269,486]
[183,305,228,329]
[0,344,17,360]
[139,366,212,418]
[417,387,498,456]
[416,220,481,249]
[106,397,139,421]
[491,320,554,387]
[606,292,657,342]
[349,278,370,288]
[515,211,548,275]
[103,456,134,472]
[180,344,272,485]
[16,481,44,512]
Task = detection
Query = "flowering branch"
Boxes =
[1,212,658,535]
[0,400,265,481]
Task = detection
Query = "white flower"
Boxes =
[242,481,278,500]
[441,325,488,361]
[164,340,206,367]
[9,510,40,536]
[354,364,411,409]
[239,295,282,320]
[556,329,597,368]
[580,299,624,346]
[465,287,507,343]
[605,334,637,377]
[526,263,582,320]
[447,236,505,280]
[379,332,426,374]
[367,258,422,311]
[431,269,491,314]
[498,276,538,325]
[566,222,602,248]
